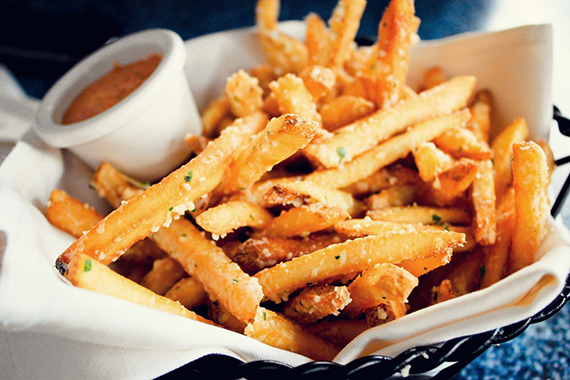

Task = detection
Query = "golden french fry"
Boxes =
[467,90,492,142]
[413,142,454,182]
[91,162,145,209]
[164,276,207,310]
[304,76,476,168]
[305,319,369,347]
[430,158,479,206]
[140,258,187,296]
[256,0,279,32]
[365,185,416,210]
[326,0,367,68]
[343,263,417,318]
[481,188,515,288]
[334,218,418,238]
[419,66,447,92]
[201,95,231,137]
[249,64,283,95]
[470,159,496,245]
[152,218,263,324]
[375,0,418,108]
[196,200,273,235]
[510,141,549,273]
[299,66,336,102]
[305,12,330,66]
[222,114,318,193]
[254,230,465,303]
[433,126,493,160]
[207,298,247,333]
[399,248,453,277]
[46,189,104,238]
[66,253,214,325]
[306,109,471,189]
[283,285,351,324]
[320,95,376,131]
[226,70,264,117]
[244,307,340,361]
[367,206,471,225]
[365,299,408,327]
[257,203,350,238]
[535,137,555,183]
[344,45,376,77]
[269,73,323,125]
[184,133,211,156]
[56,112,267,271]
[491,117,529,198]
[341,164,420,196]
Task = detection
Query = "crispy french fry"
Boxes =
[334,218,418,237]
[201,95,231,137]
[66,253,214,325]
[304,76,475,168]
[46,189,104,238]
[510,141,549,273]
[413,142,454,182]
[341,164,420,196]
[256,0,279,32]
[306,109,471,188]
[320,95,376,131]
[365,185,416,210]
[470,159,496,245]
[299,66,336,102]
[365,299,408,326]
[225,70,264,117]
[207,298,247,333]
[535,137,555,181]
[249,64,283,95]
[152,218,263,323]
[244,307,340,361]
[140,258,187,296]
[305,319,369,347]
[254,230,465,302]
[343,263,417,318]
[56,112,267,271]
[257,203,350,238]
[196,200,273,235]
[326,0,367,68]
[283,285,351,324]
[430,158,479,206]
[224,234,345,274]
[367,206,471,225]
[491,117,529,198]
[481,188,515,288]
[344,45,376,77]
[433,126,493,160]
[264,181,363,216]
[222,114,318,193]
[419,66,447,92]
[399,248,453,277]
[305,13,330,66]
[91,162,145,209]
[375,0,418,108]
[165,276,207,310]
[184,133,211,156]
[270,73,322,125]
[467,90,492,142]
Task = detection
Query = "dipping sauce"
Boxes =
[62,54,162,125]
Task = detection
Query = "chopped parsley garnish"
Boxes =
[335,255,341,260]
[337,146,347,164]
[88,183,95,190]
[424,267,428,271]
[233,95,239,102]
[249,213,255,221]
[479,265,486,279]
[238,187,246,191]
[263,311,267,321]
[84,259,92,272]
[232,279,239,283]
[190,207,197,212]
[444,224,450,231]
[184,171,193,183]
[169,207,173,212]
[432,214,442,224]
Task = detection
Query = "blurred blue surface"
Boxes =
[1,1,568,379]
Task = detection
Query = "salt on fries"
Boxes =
[47,0,553,361]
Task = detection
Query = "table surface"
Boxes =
[1,0,569,379]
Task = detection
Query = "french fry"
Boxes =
[66,253,214,325]
[184,133,211,156]
[320,95,376,131]
[305,319,369,347]
[510,141,549,273]
[263,181,363,216]
[244,307,340,361]
[375,0,418,108]
[419,66,447,92]
[421,225,477,253]
[326,0,367,68]
[196,200,273,235]
[224,234,345,274]
[470,159,497,245]
[46,189,104,238]
[283,285,351,324]
[305,13,330,67]
[91,161,145,209]
[367,206,471,225]
[429,279,455,305]
[140,258,187,296]
[433,126,493,160]
[445,247,485,296]
[365,185,416,210]
[491,117,529,198]
[344,45,376,77]
[304,76,475,168]
[299,66,336,102]
[56,112,267,271]
[365,299,408,326]
[256,203,350,238]
[225,70,264,117]
[249,64,283,95]
[481,188,515,288]
[467,90,492,142]
[334,218,418,238]
[535,137,555,181]
[152,218,264,324]
[413,142,454,182]
[164,276,207,310]
[201,95,231,137]
[430,158,479,206]
[207,298,247,333]
[256,0,279,32]
[399,248,453,277]
[254,230,465,303]
[222,114,318,193]
[269,73,323,126]
[341,164,420,196]
[305,109,471,188]
[343,263,418,318]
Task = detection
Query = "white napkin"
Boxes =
[1,22,569,379]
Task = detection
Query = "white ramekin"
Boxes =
[34,29,201,182]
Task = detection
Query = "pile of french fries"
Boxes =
[46,0,554,361]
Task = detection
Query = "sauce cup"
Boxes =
[34,29,201,182]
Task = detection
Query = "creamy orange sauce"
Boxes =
[62,54,162,125]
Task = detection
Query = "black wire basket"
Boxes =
[157,108,570,380]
